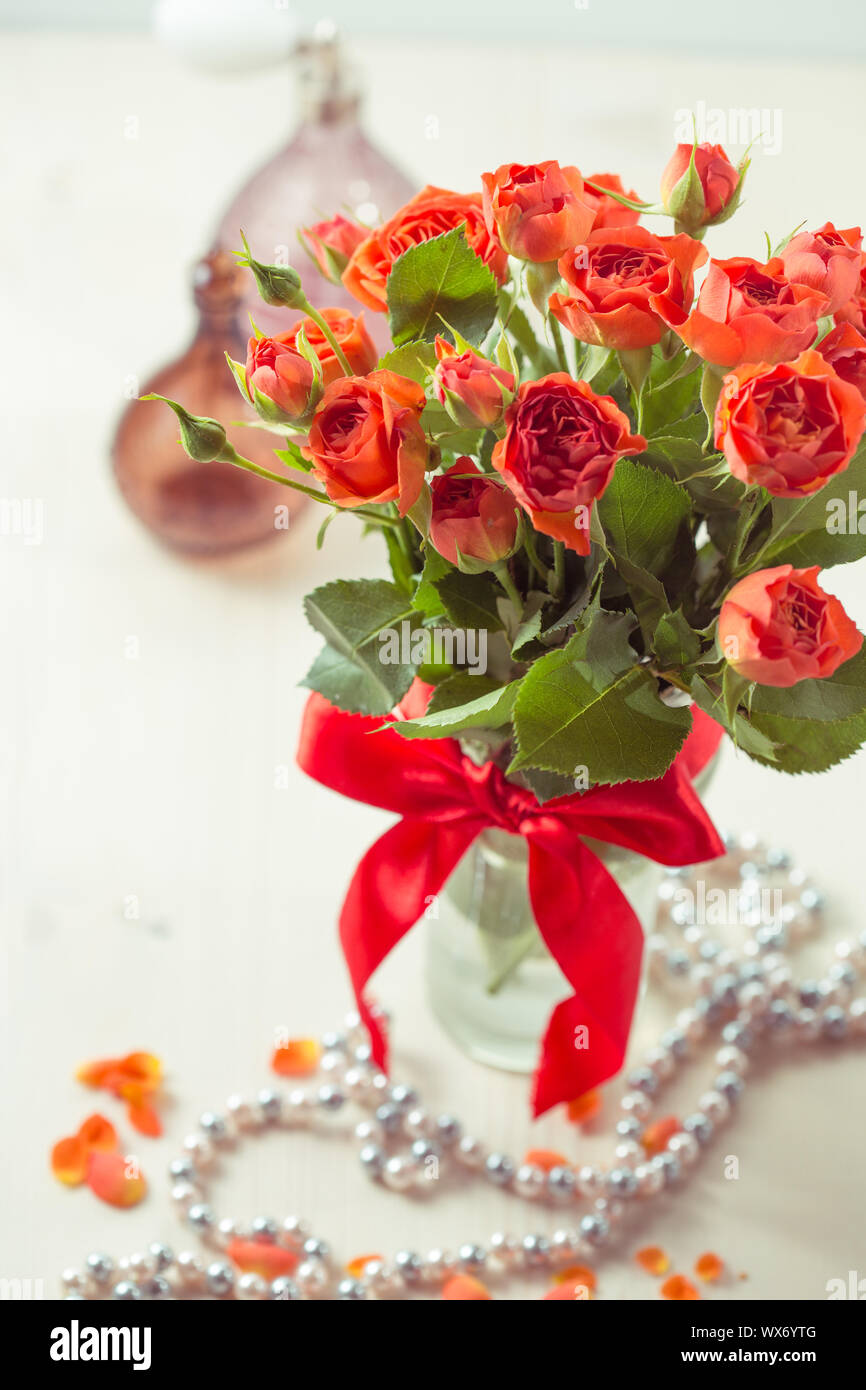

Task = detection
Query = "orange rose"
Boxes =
[818,322,866,399]
[342,186,507,312]
[583,172,641,230]
[302,370,428,515]
[834,252,866,335]
[781,222,862,316]
[432,335,515,429]
[658,256,827,369]
[660,143,741,227]
[714,349,866,498]
[549,225,707,350]
[491,373,645,555]
[429,458,519,567]
[300,214,368,283]
[481,161,595,263]
[719,566,862,688]
[278,308,377,385]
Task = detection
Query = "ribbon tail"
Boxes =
[526,831,644,1118]
[339,817,480,1071]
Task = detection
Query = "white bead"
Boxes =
[280,1216,309,1247]
[354,1119,381,1145]
[455,1136,486,1169]
[576,1164,604,1198]
[644,1047,675,1080]
[360,1259,402,1298]
[127,1251,156,1281]
[699,1089,731,1123]
[182,1134,215,1169]
[739,983,769,1016]
[342,1066,371,1100]
[634,1162,664,1196]
[488,1232,521,1268]
[173,1252,205,1290]
[676,1008,706,1043]
[295,1259,329,1296]
[620,1092,651,1120]
[848,998,866,1033]
[514,1164,546,1199]
[225,1095,260,1131]
[170,1180,202,1209]
[215,1217,240,1247]
[421,1249,455,1284]
[236,1272,268,1300]
[60,1269,90,1296]
[667,1132,700,1166]
[614,1139,643,1165]
[285,1089,313,1124]
[715,1045,749,1075]
[405,1107,432,1139]
[382,1155,418,1191]
[319,1050,345,1076]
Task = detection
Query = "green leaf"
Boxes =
[640,353,702,435]
[426,673,502,712]
[597,459,692,580]
[433,569,505,632]
[748,645,866,722]
[511,591,548,658]
[394,680,519,739]
[412,546,452,619]
[301,579,419,715]
[689,674,779,762]
[752,442,866,569]
[386,227,498,348]
[515,766,578,804]
[510,607,692,783]
[653,609,702,669]
[744,707,866,773]
[377,341,438,385]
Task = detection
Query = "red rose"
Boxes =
[432,336,515,429]
[429,457,519,567]
[342,186,507,312]
[244,334,318,423]
[491,373,646,555]
[302,370,428,515]
[714,349,866,498]
[583,172,641,230]
[834,252,866,334]
[300,214,368,283]
[781,222,862,316]
[660,143,740,227]
[719,565,862,687]
[278,308,377,385]
[818,322,866,399]
[549,225,707,350]
[481,161,595,263]
[659,256,827,369]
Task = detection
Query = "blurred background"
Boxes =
[2,0,866,1296]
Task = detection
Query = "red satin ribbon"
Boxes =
[297,687,724,1116]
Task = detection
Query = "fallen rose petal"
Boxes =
[77,1113,118,1153]
[51,1135,89,1186]
[553,1264,596,1291]
[544,1277,593,1300]
[635,1245,670,1275]
[271,1038,322,1077]
[694,1251,725,1282]
[86,1151,147,1208]
[226,1238,299,1280]
[75,1057,121,1088]
[660,1273,700,1301]
[524,1148,571,1173]
[442,1275,491,1300]
[346,1254,384,1280]
[642,1115,681,1155]
[127,1101,162,1138]
[566,1089,601,1123]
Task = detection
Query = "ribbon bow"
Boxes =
[297,688,724,1116]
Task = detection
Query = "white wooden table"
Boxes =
[1,31,865,1299]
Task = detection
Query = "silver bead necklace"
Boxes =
[59,833,866,1300]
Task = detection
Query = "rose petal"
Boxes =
[523,1148,571,1173]
[553,1264,597,1291]
[641,1115,681,1155]
[127,1102,162,1138]
[660,1273,700,1301]
[442,1275,491,1301]
[543,1280,593,1300]
[226,1239,299,1280]
[694,1251,725,1282]
[75,1057,121,1088]
[635,1245,670,1276]
[77,1112,118,1152]
[86,1151,147,1208]
[271,1038,322,1078]
[51,1135,88,1186]
[566,1089,602,1123]
[346,1254,384,1280]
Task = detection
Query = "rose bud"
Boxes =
[660,142,744,234]
[343,186,507,312]
[781,222,862,316]
[719,565,862,688]
[714,349,866,498]
[550,225,707,350]
[301,369,428,515]
[583,172,642,230]
[140,394,233,463]
[817,322,866,399]
[491,373,645,555]
[835,252,866,334]
[432,336,515,430]
[235,231,306,309]
[244,332,321,425]
[278,308,377,386]
[300,214,368,283]
[658,255,827,369]
[481,160,595,264]
[430,457,519,569]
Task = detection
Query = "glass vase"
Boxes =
[425,755,719,1074]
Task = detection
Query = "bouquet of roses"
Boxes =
[150,141,866,791]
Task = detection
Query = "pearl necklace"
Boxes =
[59,832,866,1300]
